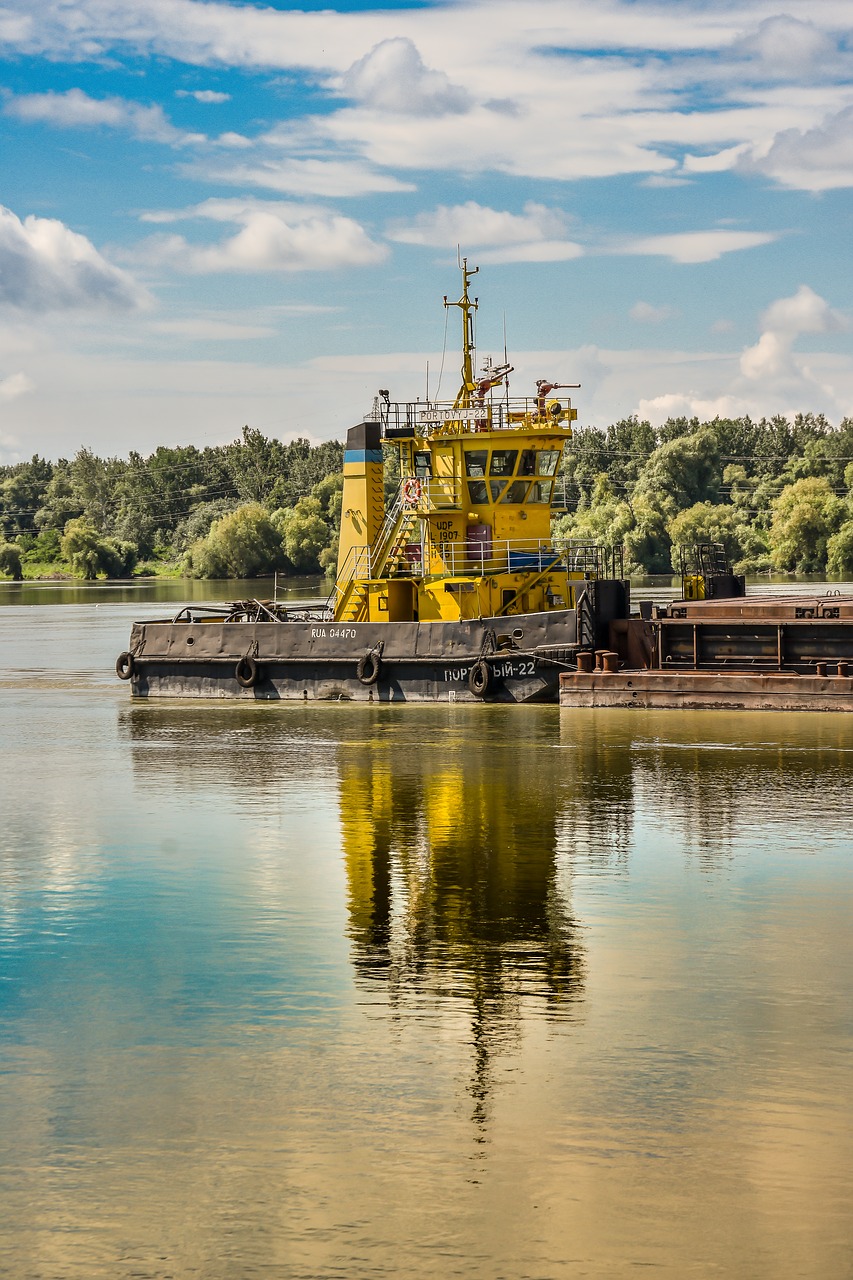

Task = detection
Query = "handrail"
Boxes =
[429,537,609,577]
[326,480,418,616]
[378,396,575,436]
[328,523,622,618]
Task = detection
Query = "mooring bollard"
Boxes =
[815,661,828,678]
[576,651,594,674]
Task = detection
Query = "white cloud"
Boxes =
[639,175,693,188]
[630,301,676,323]
[6,1,850,190]
[618,230,778,264]
[3,88,203,146]
[0,205,149,313]
[340,37,471,117]
[175,88,230,103]
[211,131,251,149]
[133,199,386,273]
[737,105,853,191]
[182,157,414,197]
[4,327,853,463]
[388,201,570,248]
[0,371,33,400]
[148,317,274,341]
[637,392,750,426]
[140,197,319,224]
[477,241,584,264]
[682,144,752,175]
[731,15,837,77]
[627,286,852,427]
[740,285,847,380]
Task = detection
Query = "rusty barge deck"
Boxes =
[560,592,853,713]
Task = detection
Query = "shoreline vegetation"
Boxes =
[3,414,853,583]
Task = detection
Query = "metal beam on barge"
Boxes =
[559,669,853,713]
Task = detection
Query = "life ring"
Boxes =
[235,655,260,688]
[468,659,493,697]
[356,651,382,685]
[115,651,135,680]
[402,478,422,507]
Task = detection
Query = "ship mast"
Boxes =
[444,258,479,410]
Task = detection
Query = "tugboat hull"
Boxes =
[123,610,580,703]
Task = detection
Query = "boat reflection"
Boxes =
[121,704,588,1127]
[337,727,586,1126]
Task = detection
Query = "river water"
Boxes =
[1,582,852,1278]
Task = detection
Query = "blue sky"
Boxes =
[0,0,852,460]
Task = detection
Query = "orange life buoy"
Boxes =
[403,478,422,506]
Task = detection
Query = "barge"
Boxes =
[560,550,853,712]
[118,260,629,702]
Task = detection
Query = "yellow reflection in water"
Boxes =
[337,721,585,1127]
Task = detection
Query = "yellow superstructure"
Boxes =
[332,259,587,624]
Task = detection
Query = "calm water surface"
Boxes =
[1,586,852,1278]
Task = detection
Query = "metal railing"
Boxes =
[326,479,422,615]
[378,396,574,436]
[427,538,614,578]
[400,475,461,510]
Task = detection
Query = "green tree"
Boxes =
[60,518,137,579]
[186,503,285,578]
[0,541,23,579]
[224,427,288,504]
[273,497,333,573]
[622,494,672,574]
[553,474,635,558]
[172,499,239,553]
[827,521,853,577]
[667,502,769,573]
[0,455,53,536]
[768,477,845,573]
[633,428,721,515]
[34,462,84,532]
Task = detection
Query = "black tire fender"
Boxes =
[468,658,492,697]
[116,651,135,681]
[356,651,382,685]
[235,655,260,688]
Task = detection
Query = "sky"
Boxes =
[1,0,852,461]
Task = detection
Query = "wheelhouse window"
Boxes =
[489,450,518,476]
[526,480,554,503]
[464,450,488,478]
[519,450,536,475]
[500,479,529,503]
[414,451,432,477]
[536,450,561,476]
[490,479,509,502]
[467,480,488,504]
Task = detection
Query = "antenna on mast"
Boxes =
[444,255,479,408]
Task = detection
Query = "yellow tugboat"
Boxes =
[117,260,630,702]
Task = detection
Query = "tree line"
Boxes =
[0,428,344,580]
[2,413,853,581]
[554,412,853,577]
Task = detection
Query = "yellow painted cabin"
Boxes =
[332,259,597,626]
